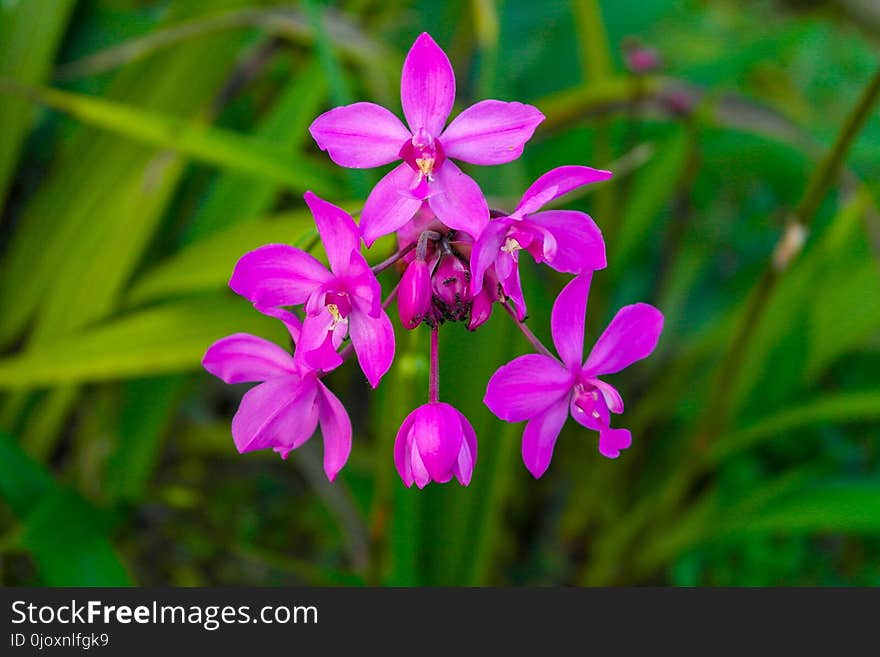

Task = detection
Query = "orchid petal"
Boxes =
[400,32,455,137]
[528,210,606,273]
[591,379,624,414]
[484,353,572,422]
[469,218,510,296]
[303,192,361,274]
[428,160,489,239]
[502,262,527,321]
[231,375,319,454]
[440,100,544,165]
[599,427,632,459]
[297,310,344,373]
[360,163,423,247]
[309,102,411,167]
[317,382,352,481]
[452,409,478,486]
[203,333,295,384]
[515,165,613,216]
[551,273,592,370]
[521,396,569,478]
[230,244,332,308]
[583,303,664,376]
[393,412,417,488]
[348,308,395,388]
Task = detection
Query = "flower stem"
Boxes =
[371,243,416,274]
[429,326,440,403]
[501,301,554,358]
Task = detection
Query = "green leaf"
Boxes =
[0,295,288,388]
[612,129,689,265]
[722,480,880,536]
[709,390,880,465]
[0,0,76,210]
[0,432,131,585]
[0,83,336,195]
[183,59,329,243]
[126,211,317,307]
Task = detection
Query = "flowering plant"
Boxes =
[203,33,663,487]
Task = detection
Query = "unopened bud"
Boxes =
[398,260,433,329]
[432,255,471,322]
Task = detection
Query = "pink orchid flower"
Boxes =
[202,331,351,481]
[471,165,611,320]
[309,32,545,246]
[394,402,478,488]
[230,192,394,388]
[484,274,663,478]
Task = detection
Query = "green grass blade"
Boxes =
[0,0,75,210]
[0,83,336,195]
[0,295,287,388]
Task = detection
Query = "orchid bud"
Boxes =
[468,286,494,331]
[393,402,477,488]
[398,260,433,329]
[432,255,470,322]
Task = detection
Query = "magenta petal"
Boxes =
[410,438,431,489]
[428,160,489,239]
[393,412,417,487]
[440,100,544,165]
[452,409,478,485]
[515,165,614,216]
[501,261,528,320]
[521,396,569,478]
[400,32,455,137]
[484,353,572,422]
[230,244,332,308]
[231,375,319,454]
[528,210,606,273]
[469,218,510,296]
[551,273,592,370]
[360,163,423,246]
[591,379,624,414]
[598,426,632,459]
[413,402,462,482]
[583,303,664,376]
[309,102,411,168]
[348,308,395,388]
[303,192,361,274]
[203,333,296,384]
[297,310,344,372]
[317,382,352,481]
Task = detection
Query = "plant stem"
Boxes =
[371,243,415,274]
[501,301,554,358]
[429,326,440,403]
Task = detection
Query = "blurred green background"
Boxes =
[1,0,879,586]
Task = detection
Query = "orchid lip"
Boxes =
[399,136,446,178]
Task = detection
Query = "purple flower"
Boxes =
[484,274,663,478]
[393,402,477,488]
[309,32,545,246]
[202,333,351,481]
[471,165,612,319]
[230,192,395,388]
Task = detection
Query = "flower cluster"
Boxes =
[203,33,664,486]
